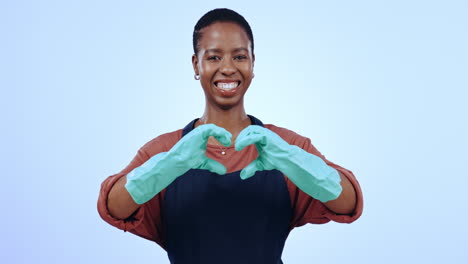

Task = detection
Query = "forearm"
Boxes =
[282,145,343,203]
[323,171,357,215]
[107,175,141,220]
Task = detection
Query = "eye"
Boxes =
[207,56,221,61]
[234,55,247,60]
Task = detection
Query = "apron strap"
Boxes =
[182,114,264,137]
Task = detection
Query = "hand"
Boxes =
[235,125,292,180]
[125,124,232,204]
[235,125,342,202]
[166,123,232,175]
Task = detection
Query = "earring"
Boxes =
[194,74,200,80]
[252,73,255,78]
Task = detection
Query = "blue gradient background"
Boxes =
[2,0,467,263]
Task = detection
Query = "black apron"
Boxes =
[163,115,292,264]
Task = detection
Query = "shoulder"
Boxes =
[264,124,300,137]
[140,129,183,157]
[264,124,309,146]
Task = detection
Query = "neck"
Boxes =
[195,106,251,144]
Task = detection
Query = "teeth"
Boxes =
[216,82,239,90]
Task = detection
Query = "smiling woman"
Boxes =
[97,8,363,264]
[192,21,254,115]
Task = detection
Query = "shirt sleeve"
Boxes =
[97,133,178,250]
[288,136,364,229]
[265,125,363,230]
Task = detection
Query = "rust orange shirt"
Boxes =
[97,123,364,250]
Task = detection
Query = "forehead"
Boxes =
[198,22,251,52]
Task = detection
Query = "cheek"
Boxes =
[200,62,217,75]
[241,65,254,76]
[239,61,253,70]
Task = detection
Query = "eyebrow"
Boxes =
[233,47,249,53]
[205,47,249,53]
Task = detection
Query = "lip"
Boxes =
[214,79,241,85]
[213,80,241,97]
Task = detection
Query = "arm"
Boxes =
[97,166,166,247]
[323,171,357,215]
[235,126,342,203]
[107,175,141,220]
[97,147,151,233]
[97,145,170,248]
[237,124,363,222]
[286,145,363,228]
[102,124,232,220]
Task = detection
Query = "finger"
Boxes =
[240,159,262,180]
[236,125,259,142]
[199,157,227,175]
[212,132,232,147]
[235,125,269,151]
[199,124,232,146]
[235,133,265,152]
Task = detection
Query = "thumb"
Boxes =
[240,159,262,180]
[199,157,227,175]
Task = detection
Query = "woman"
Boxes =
[98,8,363,263]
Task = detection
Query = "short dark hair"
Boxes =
[193,8,254,56]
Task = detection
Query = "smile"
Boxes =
[214,81,240,90]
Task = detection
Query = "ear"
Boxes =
[250,53,255,74]
[192,54,199,75]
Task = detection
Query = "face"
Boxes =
[192,22,255,109]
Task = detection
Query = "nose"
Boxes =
[219,58,236,76]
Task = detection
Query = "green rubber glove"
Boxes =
[125,124,232,204]
[235,125,342,203]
